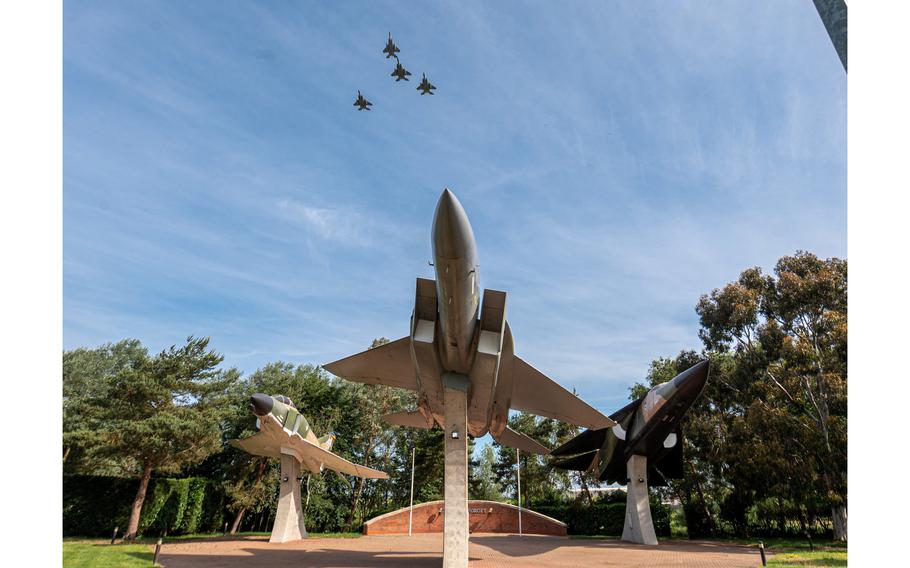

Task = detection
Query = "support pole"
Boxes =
[621,454,658,545]
[516,448,522,536]
[269,451,308,543]
[409,446,416,536]
[442,373,469,568]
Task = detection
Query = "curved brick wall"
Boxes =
[363,500,567,536]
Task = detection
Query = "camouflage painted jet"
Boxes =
[382,32,400,59]
[391,60,411,82]
[230,393,388,479]
[417,73,436,95]
[550,361,709,485]
[324,189,615,455]
[353,90,372,111]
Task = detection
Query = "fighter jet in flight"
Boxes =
[353,90,372,111]
[417,73,436,95]
[550,361,709,485]
[324,189,615,455]
[382,32,400,59]
[391,60,412,82]
[230,393,388,479]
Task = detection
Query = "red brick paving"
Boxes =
[159,533,764,567]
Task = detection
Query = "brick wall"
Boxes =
[363,500,567,536]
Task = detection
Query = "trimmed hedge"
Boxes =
[63,475,226,537]
[534,499,672,536]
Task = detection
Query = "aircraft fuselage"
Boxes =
[432,189,481,374]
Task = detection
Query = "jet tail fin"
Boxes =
[383,409,434,429]
[494,426,550,455]
[318,433,336,451]
[510,356,615,429]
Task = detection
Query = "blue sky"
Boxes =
[64,1,846,420]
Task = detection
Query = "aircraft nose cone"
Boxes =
[250,393,274,416]
[432,188,475,260]
[672,360,710,401]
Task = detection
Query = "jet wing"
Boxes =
[494,426,551,455]
[323,337,418,390]
[509,357,615,429]
[550,427,608,458]
[295,437,388,479]
[230,415,388,479]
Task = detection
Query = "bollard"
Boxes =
[110,526,118,545]
[152,537,162,566]
[758,540,767,567]
[223,522,228,536]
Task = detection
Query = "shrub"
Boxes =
[63,475,226,537]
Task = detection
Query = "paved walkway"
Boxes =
[159,534,764,567]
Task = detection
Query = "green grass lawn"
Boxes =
[63,542,156,568]
[767,550,848,567]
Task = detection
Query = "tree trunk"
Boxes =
[688,461,715,535]
[124,460,154,540]
[230,508,246,534]
[346,450,372,529]
[346,476,366,529]
[579,473,593,505]
[831,504,847,541]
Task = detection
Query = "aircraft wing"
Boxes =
[494,426,551,455]
[323,337,418,390]
[509,356,615,429]
[294,437,388,479]
[230,416,388,479]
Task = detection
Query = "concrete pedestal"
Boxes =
[442,374,469,568]
[621,454,658,545]
[269,452,308,543]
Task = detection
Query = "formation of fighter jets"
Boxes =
[354,33,435,110]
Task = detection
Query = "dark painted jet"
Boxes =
[353,90,372,111]
[324,189,615,455]
[382,32,400,59]
[391,60,412,82]
[417,73,436,95]
[550,360,709,485]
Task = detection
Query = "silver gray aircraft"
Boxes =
[417,73,436,95]
[353,90,372,111]
[391,60,411,82]
[324,189,614,454]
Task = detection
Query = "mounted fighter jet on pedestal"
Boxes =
[417,73,436,95]
[382,32,400,59]
[230,393,387,543]
[391,60,412,82]
[550,360,710,544]
[230,393,388,479]
[324,189,615,455]
[353,90,372,111]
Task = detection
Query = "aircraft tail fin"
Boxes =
[318,433,336,451]
[494,426,550,455]
[383,409,434,429]
[323,337,418,390]
[510,357,615,430]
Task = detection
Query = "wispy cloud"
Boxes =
[64,0,845,415]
